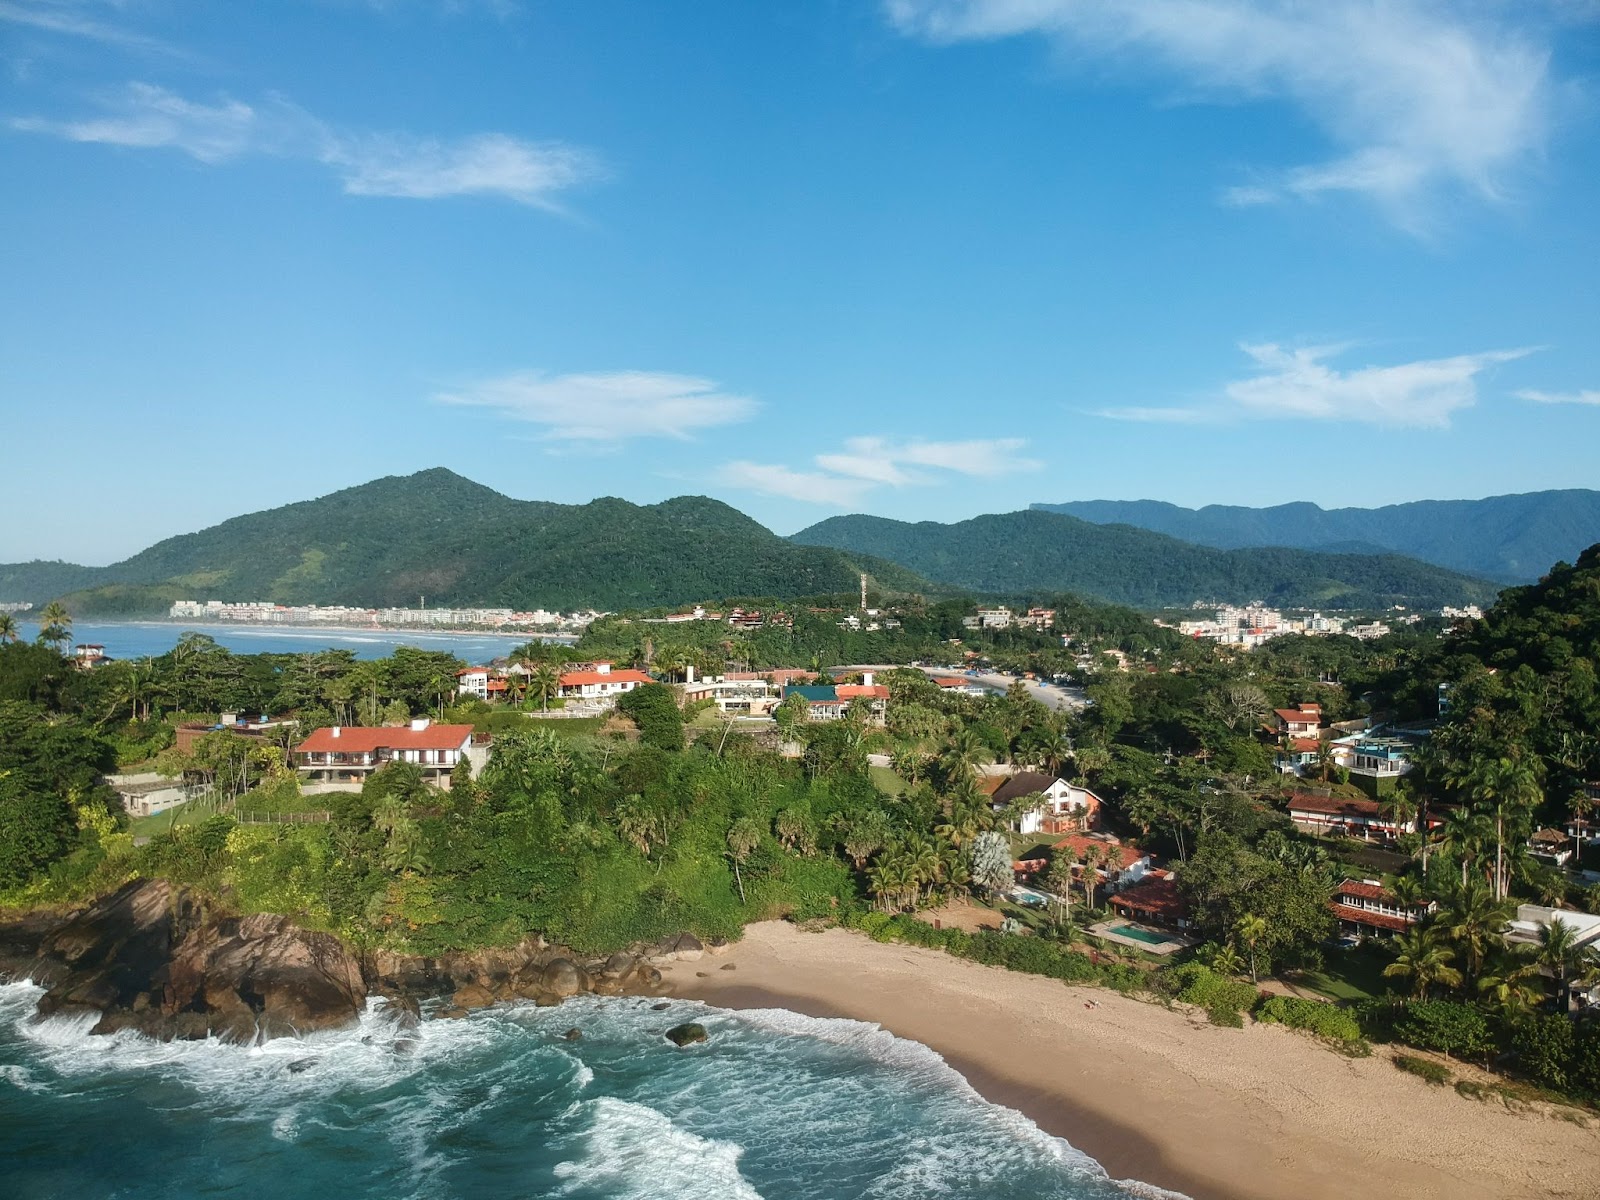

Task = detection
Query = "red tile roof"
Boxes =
[1336,879,1395,902]
[296,724,473,753]
[1329,902,1411,933]
[457,667,489,677]
[835,684,889,700]
[1276,708,1320,724]
[560,669,653,687]
[1110,876,1188,919]
[1287,737,1321,753]
[1053,835,1144,871]
[1287,793,1383,818]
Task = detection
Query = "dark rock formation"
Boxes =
[665,1022,707,1047]
[0,881,718,1042]
[2,881,365,1043]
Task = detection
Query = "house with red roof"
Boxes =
[1109,874,1191,930]
[1329,878,1436,938]
[558,661,654,701]
[1272,703,1322,739]
[1286,792,1429,843]
[456,666,509,701]
[294,719,475,787]
[1052,833,1150,892]
[987,771,1102,835]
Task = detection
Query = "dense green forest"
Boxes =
[4,545,1600,1102]
[1035,490,1600,583]
[792,509,1501,609]
[0,469,927,613]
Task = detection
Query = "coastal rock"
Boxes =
[654,933,705,962]
[562,1028,583,1041]
[665,1022,708,1047]
[9,880,366,1043]
[541,959,588,998]
[451,983,496,1010]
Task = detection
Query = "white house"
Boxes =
[295,719,475,787]
[558,661,654,700]
[987,772,1104,835]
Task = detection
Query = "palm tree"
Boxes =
[36,600,71,653]
[1570,789,1597,867]
[1534,917,1585,1012]
[1388,874,1426,923]
[0,612,18,643]
[941,727,990,779]
[1234,913,1268,984]
[1476,949,1542,1015]
[726,817,760,903]
[1457,755,1543,900]
[1438,883,1512,986]
[528,663,562,713]
[1383,927,1463,1001]
[1437,806,1493,891]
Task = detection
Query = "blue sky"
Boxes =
[2,0,1598,565]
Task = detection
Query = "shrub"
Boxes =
[1254,995,1366,1049]
[1160,962,1257,1027]
[1394,1054,1452,1086]
[1510,1015,1576,1093]
[1392,1001,1493,1061]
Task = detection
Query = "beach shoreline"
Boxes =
[669,922,1599,1200]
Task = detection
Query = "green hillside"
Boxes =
[1033,490,1600,583]
[0,469,929,614]
[791,509,1502,609]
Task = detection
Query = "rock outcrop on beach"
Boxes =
[0,880,366,1042]
[0,880,702,1042]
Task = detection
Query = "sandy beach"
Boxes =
[668,922,1599,1200]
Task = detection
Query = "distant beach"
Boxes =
[674,922,1600,1200]
[18,619,575,662]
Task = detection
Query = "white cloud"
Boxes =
[11,82,601,208]
[0,1,176,53]
[885,0,1555,223]
[1094,342,1535,427]
[1516,388,1600,406]
[1092,406,1217,425]
[722,436,1041,506]
[435,371,758,441]
[1226,343,1534,427]
[718,462,877,508]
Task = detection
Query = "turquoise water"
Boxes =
[17,620,573,662]
[1107,923,1171,946]
[0,982,1180,1200]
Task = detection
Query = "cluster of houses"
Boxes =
[169,599,600,632]
[960,606,1056,632]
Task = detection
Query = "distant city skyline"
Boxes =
[3,1,1597,563]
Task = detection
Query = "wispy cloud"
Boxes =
[436,371,758,441]
[0,1,176,53]
[721,436,1040,507]
[885,0,1555,226]
[11,82,602,208]
[719,462,877,508]
[1096,342,1536,428]
[1516,388,1600,406]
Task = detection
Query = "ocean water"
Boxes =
[0,983,1180,1200]
[16,620,573,662]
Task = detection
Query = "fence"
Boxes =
[233,810,332,825]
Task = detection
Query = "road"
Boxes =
[838,664,1089,713]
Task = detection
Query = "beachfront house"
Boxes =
[1329,878,1437,939]
[781,681,889,723]
[1053,833,1149,894]
[986,772,1103,835]
[295,719,474,788]
[558,662,653,701]
[1108,874,1191,930]
[456,666,510,701]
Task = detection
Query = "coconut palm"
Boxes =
[1455,755,1543,900]
[941,726,990,778]
[1534,917,1586,1012]
[1233,913,1268,984]
[0,612,18,643]
[1475,949,1542,1015]
[1437,805,1493,891]
[726,817,760,903]
[36,600,71,653]
[1437,882,1512,985]
[1383,927,1463,1000]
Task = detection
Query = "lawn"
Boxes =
[868,765,909,796]
[129,803,213,839]
[1290,943,1394,1003]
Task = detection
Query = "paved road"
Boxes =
[839,664,1088,713]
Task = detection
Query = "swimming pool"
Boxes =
[1106,921,1171,945]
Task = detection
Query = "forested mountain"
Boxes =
[791,509,1501,609]
[0,469,928,613]
[1032,490,1600,583]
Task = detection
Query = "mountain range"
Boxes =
[1031,491,1600,583]
[0,469,1513,615]
[790,510,1502,610]
[0,470,925,615]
